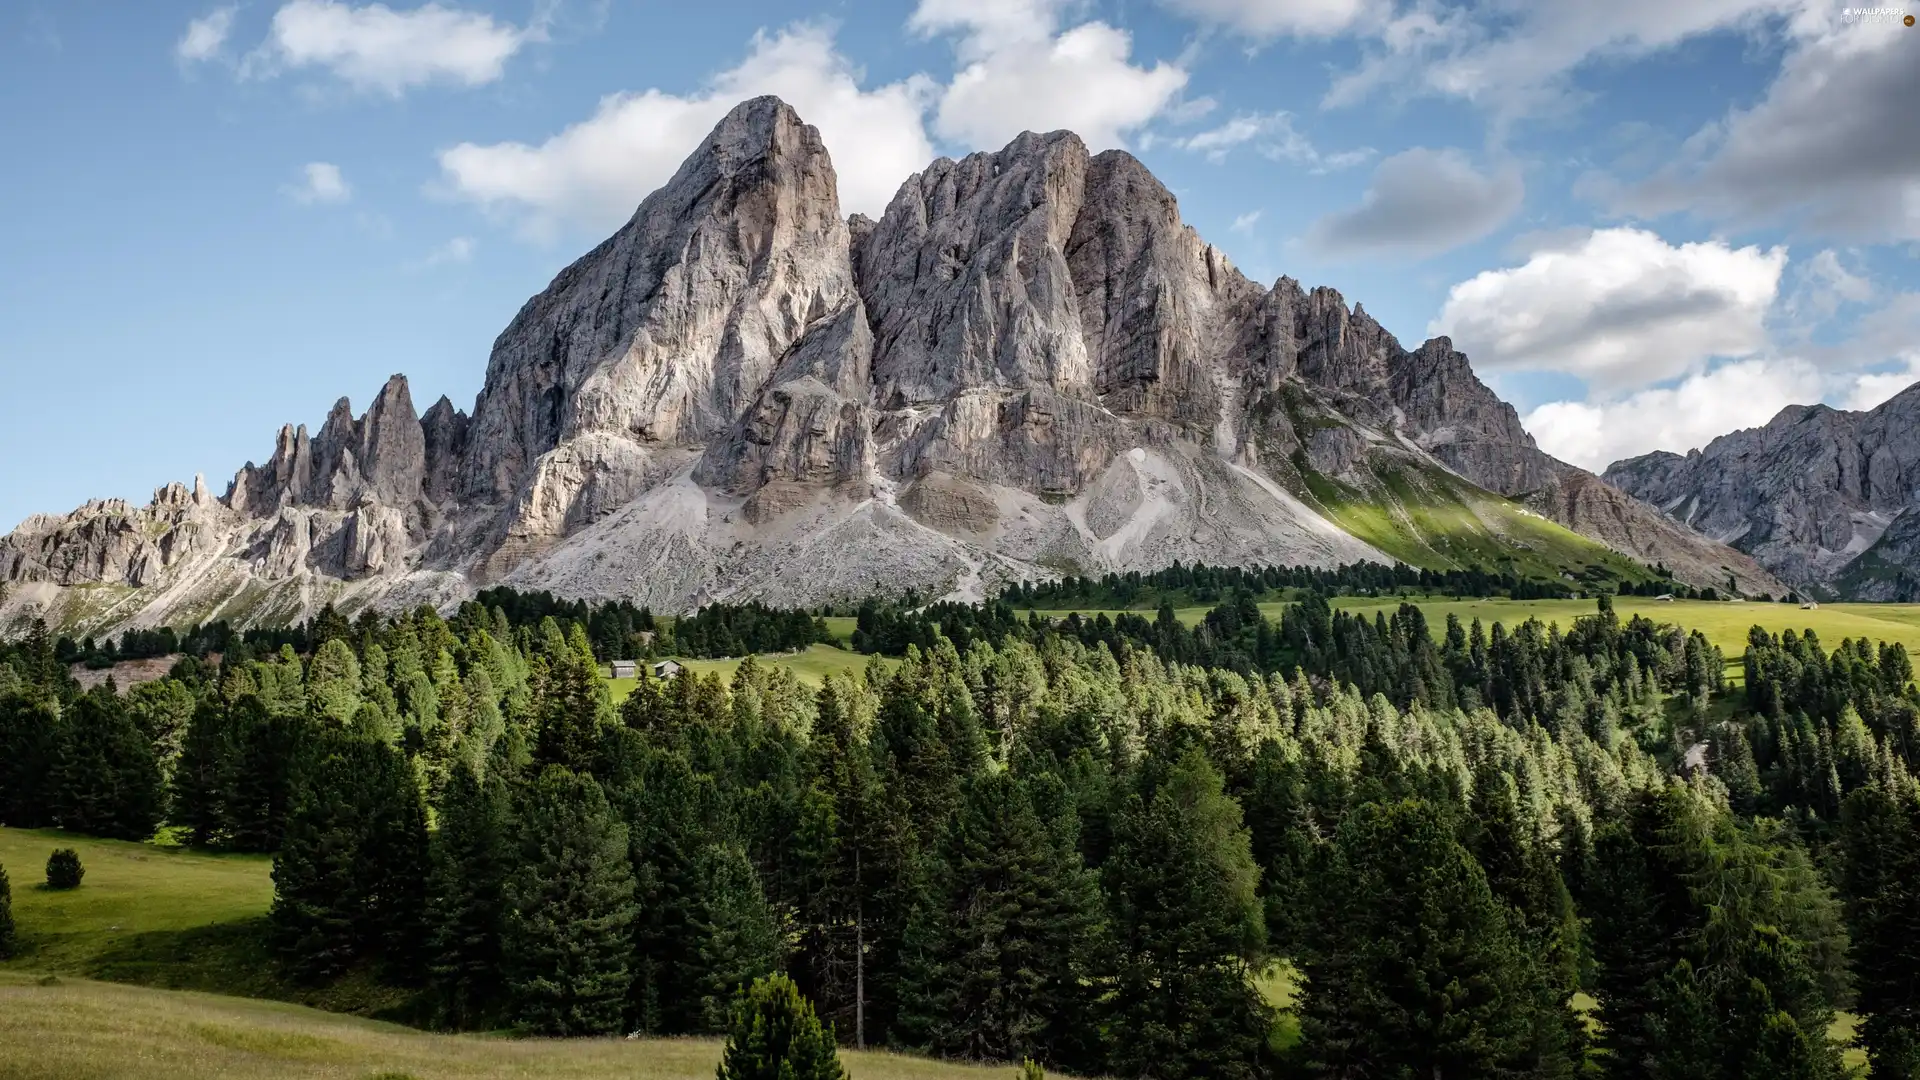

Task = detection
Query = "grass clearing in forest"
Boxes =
[1018,598,1920,668]
[0,972,1038,1080]
[609,644,889,702]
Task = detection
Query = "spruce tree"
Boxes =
[716,973,847,1080]
[1839,783,1920,1077]
[692,842,784,1033]
[270,731,429,981]
[428,759,513,1026]
[51,691,162,840]
[899,769,1103,1068]
[501,765,637,1036]
[0,861,13,958]
[1296,798,1532,1080]
[1104,750,1272,1079]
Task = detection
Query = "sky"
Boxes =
[2,0,1916,532]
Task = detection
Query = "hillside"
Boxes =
[0,96,1780,640]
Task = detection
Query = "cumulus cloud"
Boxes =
[1305,148,1522,258]
[1625,15,1920,241]
[437,24,935,236]
[1231,210,1262,233]
[286,161,351,204]
[1845,359,1920,412]
[1326,0,1798,116]
[1525,358,1824,470]
[1169,111,1372,170]
[1526,358,1829,469]
[912,0,1186,151]
[176,6,237,63]
[1155,0,1379,37]
[1431,226,1785,391]
[242,0,540,96]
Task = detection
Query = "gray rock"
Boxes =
[0,94,1790,636]
[1605,381,1920,595]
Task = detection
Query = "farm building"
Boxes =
[653,659,685,680]
[610,660,637,680]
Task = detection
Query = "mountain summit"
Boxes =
[0,97,1782,635]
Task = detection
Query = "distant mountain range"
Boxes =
[1605,384,1920,601]
[0,96,1817,637]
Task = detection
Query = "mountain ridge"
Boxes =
[0,95,1783,636]
[1604,381,1920,600]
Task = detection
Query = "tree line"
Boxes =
[3,591,1920,1076]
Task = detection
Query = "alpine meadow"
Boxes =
[6,3,1920,1078]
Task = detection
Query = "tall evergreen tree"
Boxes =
[692,842,785,1034]
[898,769,1105,1069]
[501,765,637,1036]
[269,731,429,981]
[1296,798,1534,1080]
[1838,783,1920,1077]
[1104,750,1273,1079]
[427,759,513,1026]
[51,690,162,840]
[0,860,14,959]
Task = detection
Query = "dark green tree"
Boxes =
[692,842,785,1033]
[427,759,513,1026]
[1296,798,1533,1079]
[51,691,162,840]
[1838,783,1920,1077]
[1104,750,1272,1079]
[0,861,14,958]
[45,848,83,890]
[898,769,1104,1068]
[501,765,637,1036]
[716,973,847,1080]
[269,732,429,981]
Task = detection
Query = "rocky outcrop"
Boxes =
[1,95,1785,636]
[1605,382,1920,596]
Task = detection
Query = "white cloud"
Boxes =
[177,6,237,63]
[1844,357,1920,412]
[913,0,1187,152]
[1305,148,1522,258]
[1524,358,1825,470]
[1326,0,1799,116]
[1169,111,1372,171]
[437,24,936,236]
[1156,0,1378,37]
[1784,248,1874,321]
[1626,15,1920,241]
[414,235,476,268]
[286,161,351,204]
[1431,227,1785,391]
[243,0,539,96]
[1231,209,1262,233]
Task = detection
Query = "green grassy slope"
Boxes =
[0,971,1033,1080]
[1293,455,1659,589]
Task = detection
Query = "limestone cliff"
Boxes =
[0,95,1784,636]
[1605,383,1920,599]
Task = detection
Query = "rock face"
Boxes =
[0,96,1784,636]
[1605,383,1920,598]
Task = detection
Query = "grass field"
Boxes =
[1018,597,1920,667]
[609,644,889,703]
[0,971,1043,1080]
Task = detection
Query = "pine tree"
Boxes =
[501,765,637,1036]
[0,694,60,828]
[0,861,13,958]
[270,731,429,981]
[1839,783,1920,1077]
[1104,750,1273,1079]
[428,759,513,1026]
[899,769,1104,1068]
[716,973,847,1080]
[51,691,162,840]
[692,843,784,1033]
[532,630,608,775]
[1296,798,1532,1079]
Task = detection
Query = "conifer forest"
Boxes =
[4,584,1920,1079]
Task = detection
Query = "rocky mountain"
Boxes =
[1604,383,1920,600]
[0,96,1782,637]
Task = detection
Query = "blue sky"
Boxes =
[2,0,1916,531]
